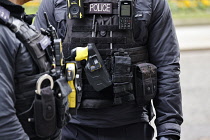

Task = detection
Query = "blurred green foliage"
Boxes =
[168,0,210,19]
[23,6,39,15]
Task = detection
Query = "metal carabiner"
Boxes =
[35,74,54,95]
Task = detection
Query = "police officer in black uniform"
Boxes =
[0,0,71,139]
[34,0,183,140]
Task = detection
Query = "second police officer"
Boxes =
[0,0,71,139]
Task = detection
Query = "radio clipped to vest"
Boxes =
[118,0,134,29]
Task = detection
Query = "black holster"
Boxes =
[34,86,57,138]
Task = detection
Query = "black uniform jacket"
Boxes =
[0,1,37,139]
[34,0,183,138]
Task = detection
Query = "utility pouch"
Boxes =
[34,86,57,138]
[111,49,134,104]
[54,77,72,128]
[84,43,112,91]
[134,63,157,106]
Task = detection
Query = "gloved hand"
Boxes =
[157,135,179,140]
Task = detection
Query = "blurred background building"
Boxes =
[24,0,210,140]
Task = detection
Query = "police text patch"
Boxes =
[89,3,112,14]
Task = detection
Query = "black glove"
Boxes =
[158,135,179,140]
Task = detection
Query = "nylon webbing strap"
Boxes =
[62,43,149,63]
[113,83,133,93]
[112,75,132,83]
[99,46,149,63]
[114,94,135,105]
[72,25,119,32]
[71,37,126,44]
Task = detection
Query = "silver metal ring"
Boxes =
[35,74,54,95]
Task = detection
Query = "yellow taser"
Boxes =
[66,63,76,108]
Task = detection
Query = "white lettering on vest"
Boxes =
[89,3,112,14]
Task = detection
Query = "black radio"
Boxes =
[67,0,84,19]
[118,0,133,29]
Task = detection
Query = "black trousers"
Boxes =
[62,122,154,140]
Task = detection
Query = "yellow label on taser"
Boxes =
[68,81,76,108]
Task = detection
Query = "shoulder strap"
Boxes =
[0,5,51,72]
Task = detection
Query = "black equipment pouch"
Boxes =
[34,86,57,138]
[54,77,72,128]
[84,43,112,91]
[134,63,157,106]
[111,49,134,104]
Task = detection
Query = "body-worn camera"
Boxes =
[67,0,84,19]
[118,0,133,29]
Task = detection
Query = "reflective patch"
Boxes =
[89,3,112,14]
[39,36,51,50]
[0,6,10,23]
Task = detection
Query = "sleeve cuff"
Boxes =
[156,123,181,138]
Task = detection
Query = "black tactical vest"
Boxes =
[63,0,153,108]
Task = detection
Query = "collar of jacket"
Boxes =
[0,0,25,20]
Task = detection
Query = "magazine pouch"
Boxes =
[134,63,157,106]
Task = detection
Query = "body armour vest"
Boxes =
[63,0,153,108]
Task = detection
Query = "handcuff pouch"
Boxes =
[34,86,57,138]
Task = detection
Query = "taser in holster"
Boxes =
[66,63,77,114]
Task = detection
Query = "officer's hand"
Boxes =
[157,135,179,140]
